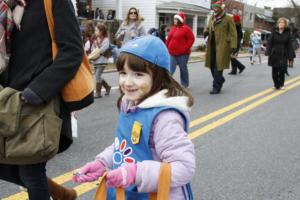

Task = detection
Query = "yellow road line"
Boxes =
[3,77,300,200]
[2,172,75,200]
[188,80,300,140]
[2,192,28,200]
[189,76,300,128]
[73,182,98,196]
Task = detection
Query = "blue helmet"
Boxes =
[120,36,171,72]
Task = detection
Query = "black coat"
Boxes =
[267,28,294,68]
[0,0,83,153]
[236,23,243,50]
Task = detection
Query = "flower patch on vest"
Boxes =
[113,138,135,165]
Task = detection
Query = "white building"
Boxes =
[92,0,211,47]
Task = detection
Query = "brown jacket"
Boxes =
[205,14,237,70]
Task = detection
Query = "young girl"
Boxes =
[91,23,111,98]
[83,20,95,55]
[73,36,195,199]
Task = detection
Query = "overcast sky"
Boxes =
[243,0,300,8]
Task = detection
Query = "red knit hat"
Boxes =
[233,15,241,23]
[174,12,186,23]
[212,0,225,9]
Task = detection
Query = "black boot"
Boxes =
[209,88,220,94]
[228,71,237,75]
[239,66,245,74]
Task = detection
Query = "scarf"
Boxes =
[0,0,26,73]
[210,11,225,31]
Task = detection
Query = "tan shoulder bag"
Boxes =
[44,0,94,111]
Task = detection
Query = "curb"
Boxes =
[103,55,250,73]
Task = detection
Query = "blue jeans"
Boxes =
[94,64,105,83]
[0,163,50,200]
[170,55,190,88]
[111,46,120,63]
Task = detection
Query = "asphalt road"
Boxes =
[1,55,300,200]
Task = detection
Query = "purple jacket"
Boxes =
[96,90,196,199]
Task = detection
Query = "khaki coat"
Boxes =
[205,14,237,70]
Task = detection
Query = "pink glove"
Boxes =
[106,163,137,188]
[72,160,106,183]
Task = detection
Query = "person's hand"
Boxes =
[231,48,238,54]
[231,48,239,57]
[288,59,293,68]
[72,160,106,183]
[130,31,137,39]
[106,163,137,188]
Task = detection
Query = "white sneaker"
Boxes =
[280,86,285,90]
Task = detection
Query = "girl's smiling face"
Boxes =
[119,62,153,104]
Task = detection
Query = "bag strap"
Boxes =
[44,0,92,73]
[149,163,171,200]
[94,163,171,200]
[43,0,58,59]
[94,172,125,200]
[93,172,107,199]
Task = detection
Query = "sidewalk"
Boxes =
[189,51,250,63]
[104,51,250,72]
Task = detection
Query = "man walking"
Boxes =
[204,0,237,94]
[228,14,246,75]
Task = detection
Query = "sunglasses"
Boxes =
[129,11,137,15]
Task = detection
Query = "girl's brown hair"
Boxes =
[124,7,144,24]
[95,23,108,38]
[276,17,289,28]
[84,20,95,41]
[116,53,194,108]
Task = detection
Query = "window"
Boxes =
[249,13,252,20]
[197,16,206,37]
[159,13,171,29]
[159,13,167,26]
